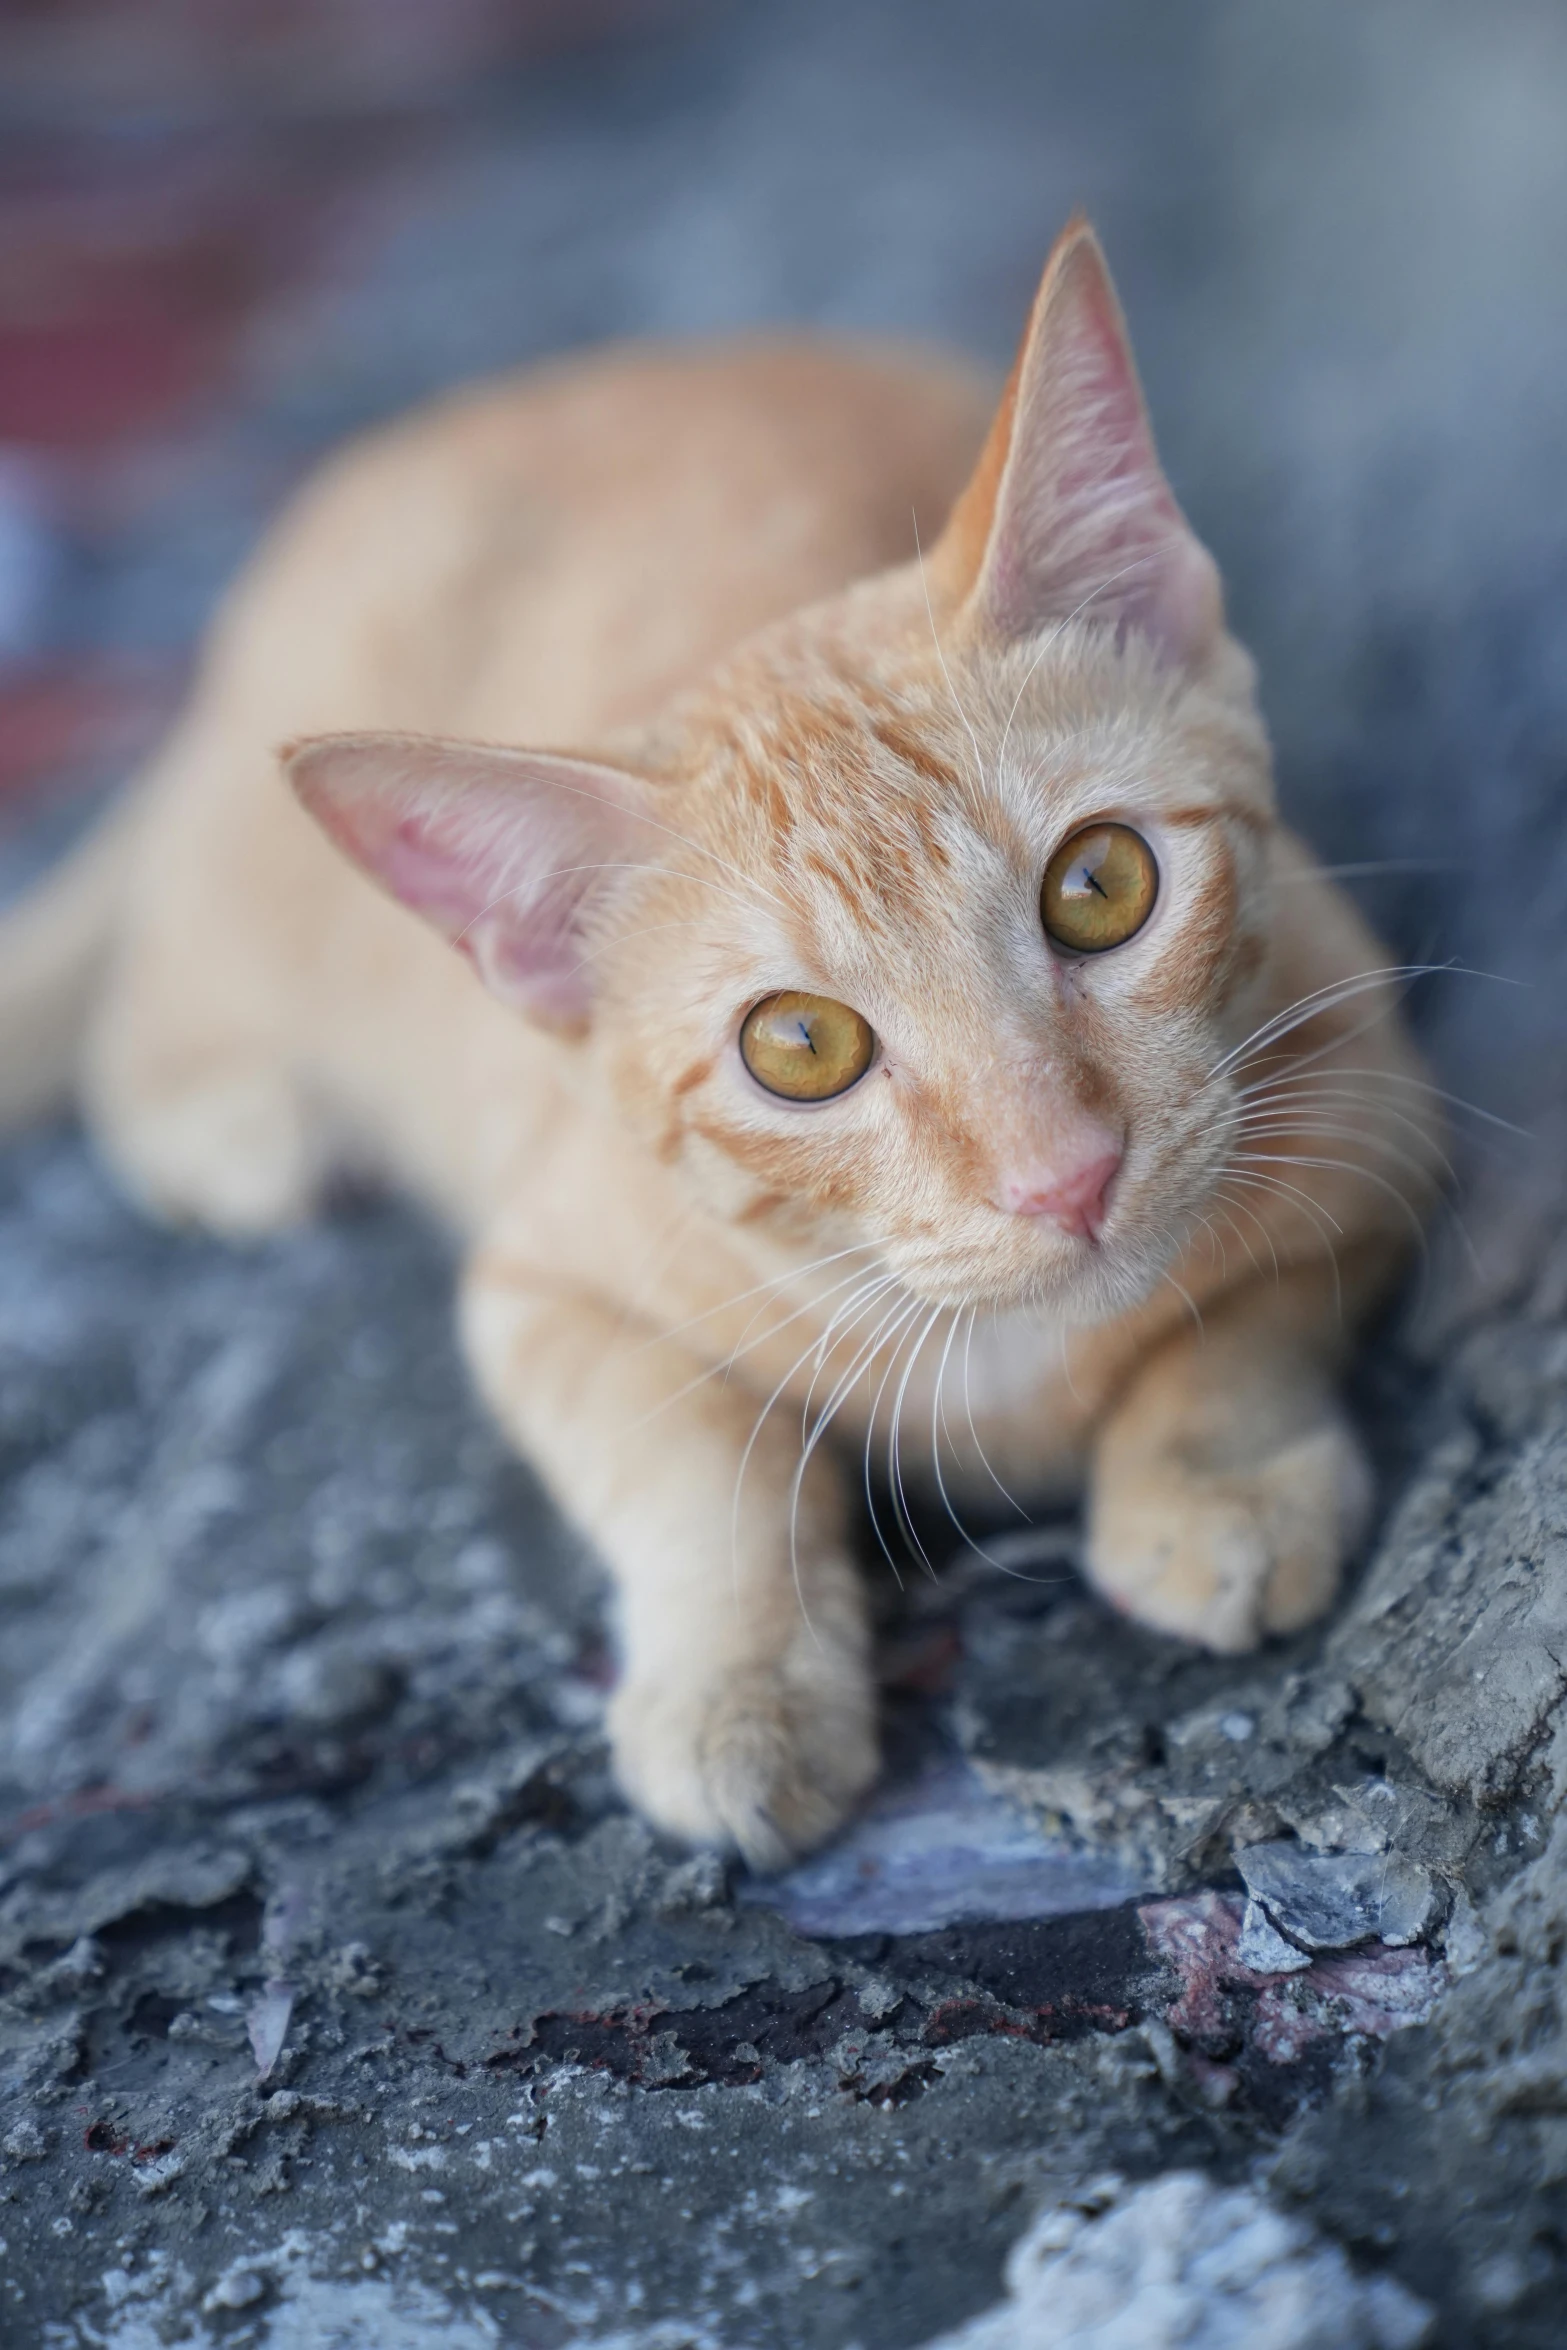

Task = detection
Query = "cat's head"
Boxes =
[289,220,1277,1323]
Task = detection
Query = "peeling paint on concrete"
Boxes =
[4,2,1567,2345]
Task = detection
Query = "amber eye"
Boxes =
[740,991,875,1102]
[1042,823,1159,954]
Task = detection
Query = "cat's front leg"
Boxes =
[1084,1276,1373,1653]
[459,1246,877,1868]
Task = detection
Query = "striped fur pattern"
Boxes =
[0,223,1439,1862]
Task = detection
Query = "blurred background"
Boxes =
[1,21,1566,2334]
[2,0,1566,1258]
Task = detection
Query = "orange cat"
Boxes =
[0,221,1440,1865]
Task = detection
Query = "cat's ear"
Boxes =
[936,217,1222,664]
[285,730,661,1033]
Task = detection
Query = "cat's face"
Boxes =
[597,606,1275,1322]
[290,219,1279,1324]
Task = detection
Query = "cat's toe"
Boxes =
[1089,1495,1280,1651]
[93,1068,317,1239]
[1089,1420,1371,1654]
[609,1653,878,1871]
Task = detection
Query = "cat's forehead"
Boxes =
[642,643,1270,1068]
[718,654,1255,909]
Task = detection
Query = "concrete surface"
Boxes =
[2,4,1566,2343]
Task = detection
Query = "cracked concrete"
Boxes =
[3,1,1567,2343]
[3,1128,1565,2344]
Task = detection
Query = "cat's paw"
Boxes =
[608,1645,879,1872]
[1087,1418,1372,1653]
[98,1069,316,1239]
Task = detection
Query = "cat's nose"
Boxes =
[999,1147,1122,1241]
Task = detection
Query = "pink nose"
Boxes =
[1001,1150,1122,1241]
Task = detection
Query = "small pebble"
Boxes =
[656,1852,730,1915]
[1236,1898,1313,1975]
[276,1644,397,1729]
[327,1942,386,1997]
[204,2266,267,2311]
[857,1977,903,2021]
[1236,1839,1438,1951]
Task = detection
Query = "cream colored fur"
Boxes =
[1,225,1440,1865]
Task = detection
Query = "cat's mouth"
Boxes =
[881,1124,1232,1322]
[884,1219,1165,1323]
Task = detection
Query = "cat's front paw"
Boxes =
[96,1067,316,1239]
[608,1642,878,1872]
[1087,1418,1373,1653]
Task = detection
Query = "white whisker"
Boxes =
[626,1255,886,1429]
[1162,1271,1205,1338]
[859,1298,928,1587]
[1231,1112,1450,1189]
[629,1240,881,1365]
[1239,1062,1527,1138]
[1220,1164,1345,1237]
[795,1273,902,1437]
[1232,1146,1450,1268]
[1214,1171,1346,1321]
[888,1304,945,1580]
[1210,1197,1273,1284]
[929,1306,1056,1582]
[787,1285,911,1620]
[1208,964,1453,1083]
[730,1311,881,1649]
[960,1302,1030,1521]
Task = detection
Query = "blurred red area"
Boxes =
[0,662,182,806]
[0,0,687,821]
[0,159,335,450]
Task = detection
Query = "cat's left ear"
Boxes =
[935,217,1222,665]
[285,730,663,1034]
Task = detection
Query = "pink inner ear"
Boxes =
[981,236,1220,663]
[466,905,589,1027]
[288,734,657,1029]
[379,817,497,935]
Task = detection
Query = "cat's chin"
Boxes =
[887,1238,1172,1326]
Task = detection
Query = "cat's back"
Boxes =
[214,338,995,750]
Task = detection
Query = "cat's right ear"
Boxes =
[284,730,661,1035]
[933,217,1222,666]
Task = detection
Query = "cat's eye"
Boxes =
[740,991,875,1101]
[1042,823,1158,954]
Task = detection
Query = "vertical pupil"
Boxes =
[1041,823,1156,953]
[796,1019,816,1054]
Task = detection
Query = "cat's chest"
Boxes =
[819,1301,1098,1498]
[946,1309,1077,1420]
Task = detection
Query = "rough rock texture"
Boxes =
[2,2,1567,2344]
[926,2174,1433,2350]
[1277,1817,1567,2350]
[2,1135,1564,2345]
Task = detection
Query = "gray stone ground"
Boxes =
[3,3,1567,2343]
